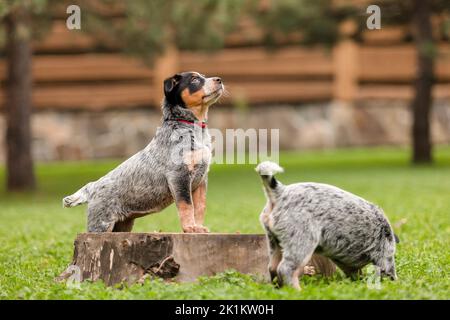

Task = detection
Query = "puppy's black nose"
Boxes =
[213,77,222,84]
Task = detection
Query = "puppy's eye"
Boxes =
[191,77,200,85]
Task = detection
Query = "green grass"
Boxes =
[0,146,449,299]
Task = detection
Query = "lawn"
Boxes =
[0,147,449,299]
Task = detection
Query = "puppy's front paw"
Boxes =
[193,225,209,233]
[303,265,316,276]
[182,225,196,233]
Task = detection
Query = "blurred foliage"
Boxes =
[79,0,249,63]
[0,0,49,18]
[0,0,59,50]
[253,0,357,47]
[253,0,450,47]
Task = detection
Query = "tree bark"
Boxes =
[4,7,36,191]
[57,233,336,286]
[411,0,435,164]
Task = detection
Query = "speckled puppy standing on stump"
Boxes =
[255,161,398,290]
[62,72,224,233]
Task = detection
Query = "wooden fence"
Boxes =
[0,20,449,110]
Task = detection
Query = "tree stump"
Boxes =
[57,233,336,286]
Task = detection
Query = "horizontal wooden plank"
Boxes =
[224,81,332,103]
[3,81,449,110]
[34,22,99,52]
[0,47,332,83]
[0,82,155,110]
[0,80,332,110]
[0,81,448,111]
[359,46,416,81]
[39,12,412,52]
[361,27,407,44]
[181,46,333,78]
[357,84,450,100]
[33,20,268,53]
[0,54,153,82]
[34,20,296,52]
[359,44,450,82]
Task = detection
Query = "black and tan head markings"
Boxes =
[164,72,208,107]
[187,73,206,94]
[163,71,223,122]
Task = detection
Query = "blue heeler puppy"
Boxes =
[255,161,398,290]
[63,72,223,233]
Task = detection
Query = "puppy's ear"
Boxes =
[163,73,182,98]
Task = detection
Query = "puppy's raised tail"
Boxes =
[62,184,90,208]
[255,161,284,203]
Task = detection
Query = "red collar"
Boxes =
[173,119,207,128]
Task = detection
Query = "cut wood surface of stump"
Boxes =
[57,233,336,286]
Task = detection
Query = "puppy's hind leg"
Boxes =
[277,236,317,290]
[266,233,282,286]
[87,202,118,233]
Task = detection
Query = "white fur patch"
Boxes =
[183,148,211,171]
[255,161,284,176]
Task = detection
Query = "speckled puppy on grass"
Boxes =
[256,161,398,290]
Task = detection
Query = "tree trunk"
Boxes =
[57,233,336,286]
[4,7,36,191]
[411,0,435,164]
